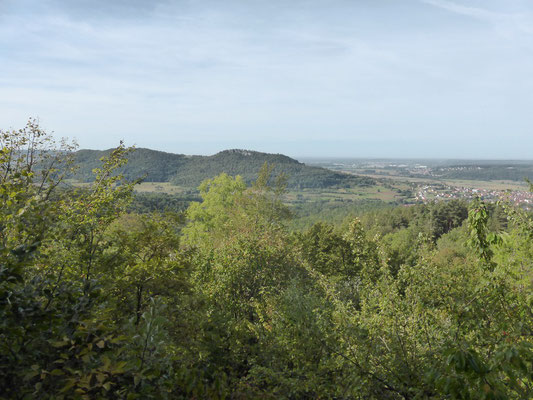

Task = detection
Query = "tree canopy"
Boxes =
[0,121,531,399]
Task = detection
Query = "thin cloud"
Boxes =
[421,0,533,35]
[0,0,532,157]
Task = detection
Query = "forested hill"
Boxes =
[74,148,188,182]
[73,148,374,189]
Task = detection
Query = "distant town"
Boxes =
[303,158,533,210]
[414,183,533,210]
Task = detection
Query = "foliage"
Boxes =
[71,147,375,189]
[129,191,200,214]
[1,121,531,399]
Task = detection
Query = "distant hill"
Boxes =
[74,148,187,182]
[72,148,374,189]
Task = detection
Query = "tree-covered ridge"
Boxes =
[73,148,188,182]
[1,121,532,399]
[72,147,374,189]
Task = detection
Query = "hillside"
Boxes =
[73,148,188,182]
[72,148,374,189]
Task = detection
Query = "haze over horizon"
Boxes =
[1,0,532,159]
[75,146,533,163]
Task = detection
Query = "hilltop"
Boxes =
[72,148,374,189]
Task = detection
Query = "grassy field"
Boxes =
[110,178,414,204]
[133,182,189,194]
[282,181,411,205]
[66,180,189,194]
[442,179,528,191]
[344,172,529,191]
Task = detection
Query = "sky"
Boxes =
[0,0,532,159]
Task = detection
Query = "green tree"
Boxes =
[106,212,187,325]
[0,122,175,398]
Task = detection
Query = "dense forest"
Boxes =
[72,148,374,189]
[1,121,532,399]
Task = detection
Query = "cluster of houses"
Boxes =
[415,184,533,210]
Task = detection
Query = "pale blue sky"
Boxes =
[1,0,532,158]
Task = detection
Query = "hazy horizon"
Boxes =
[74,145,533,162]
[1,0,533,158]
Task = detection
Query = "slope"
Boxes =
[72,148,374,189]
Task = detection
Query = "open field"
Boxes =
[442,179,528,191]
[340,171,529,191]
[283,183,408,204]
[133,182,189,194]
[127,181,411,204]
[67,180,191,195]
